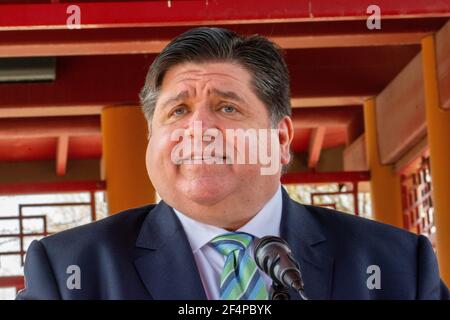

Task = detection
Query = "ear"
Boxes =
[277,116,294,165]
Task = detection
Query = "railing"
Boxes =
[0,189,103,295]
[282,171,370,216]
[0,213,48,295]
[310,188,361,216]
[401,157,436,246]
[0,214,48,266]
[0,276,24,293]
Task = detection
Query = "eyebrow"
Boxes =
[210,89,246,105]
[160,90,190,110]
[159,88,246,110]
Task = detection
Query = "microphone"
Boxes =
[254,236,308,300]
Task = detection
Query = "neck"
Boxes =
[169,184,280,230]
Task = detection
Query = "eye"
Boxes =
[220,105,237,113]
[171,105,188,117]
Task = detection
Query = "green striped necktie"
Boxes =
[209,232,269,300]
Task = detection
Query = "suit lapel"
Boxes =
[134,201,207,300]
[133,188,333,300]
[280,187,334,300]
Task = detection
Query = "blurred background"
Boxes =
[0,0,449,299]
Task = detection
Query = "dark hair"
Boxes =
[139,27,291,125]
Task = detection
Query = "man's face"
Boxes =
[145,62,292,218]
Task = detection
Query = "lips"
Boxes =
[180,155,228,164]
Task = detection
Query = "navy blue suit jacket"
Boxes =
[16,188,449,299]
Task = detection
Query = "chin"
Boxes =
[182,178,233,205]
[188,194,224,206]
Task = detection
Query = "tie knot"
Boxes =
[210,232,254,256]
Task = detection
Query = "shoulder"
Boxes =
[297,203,447,299]
[301,204,420,254]
[39,203,157,254]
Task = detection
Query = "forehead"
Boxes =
[160,62,253,94]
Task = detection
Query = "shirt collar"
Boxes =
[173,185,282,253]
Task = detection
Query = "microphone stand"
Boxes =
[270,281,309,300]
[270,282,291,300]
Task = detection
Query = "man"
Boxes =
[17,27,448,300]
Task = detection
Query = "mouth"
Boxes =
[179,155,228,164]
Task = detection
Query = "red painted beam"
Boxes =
[1,18,445,57]
[309,0,450,19]
[0,276,24,290]
[0,0,310,30]
[0,180,106,195]
[56,135,69,176]
[0,116,100,138]
[281,171,370,184]
[0,1,449,30]
[308,127,326,168]
[291,107,362,128]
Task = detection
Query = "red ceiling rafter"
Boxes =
[281,171,370,184]
[56,135,69,176]
[0,1,449,31]
[308,127,326,169]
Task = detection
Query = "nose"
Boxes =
[182,106,224,159]
[186,106,219,137]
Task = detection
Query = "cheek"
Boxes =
[145,142,155,176]
[146,133,181,171]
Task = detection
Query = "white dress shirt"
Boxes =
[173,185,283,300]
